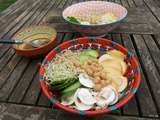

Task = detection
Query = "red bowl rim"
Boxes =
[39,37,141,116]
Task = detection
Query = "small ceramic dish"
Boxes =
[12,25,57,58]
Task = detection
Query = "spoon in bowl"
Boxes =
[0,38,49,48]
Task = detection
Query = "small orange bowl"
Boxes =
[12,25,57,58]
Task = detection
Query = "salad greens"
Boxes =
[67,16,80,24]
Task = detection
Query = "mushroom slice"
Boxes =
[96,97,108,108]
[78,73,95,88]
[74,88,93,111]
[61,95,75,106]
[99,54,114,63]
[78,88,96,105]
[96,85,118,107]
[75,98,93,111]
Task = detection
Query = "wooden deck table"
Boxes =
[0,0,160,119]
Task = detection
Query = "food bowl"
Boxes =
[12,25,57,58]
[39,37,141,116]
[62,1,127,36]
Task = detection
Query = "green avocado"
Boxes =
[49,77,78,92]
[62,81,81,94]
[60,90,76,100]
[84,50,99,58]
[79,54,97,63]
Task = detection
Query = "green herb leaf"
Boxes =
[67,16,80,24]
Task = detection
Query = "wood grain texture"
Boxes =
[0,57,30,101]
[133,35,160,115]
[0,0,160,119]
[0,103,158,120]
[122,34,158,117]
[8,59,41,103]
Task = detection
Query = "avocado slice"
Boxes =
[84,50,99,58]
[49,77,78,92]
[79,54,98,63]
[60,90,76,100]
[62,81,81,94]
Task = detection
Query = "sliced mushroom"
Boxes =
[77,88,96,105]
[96,85,118,107]
[78,73,95,88]
[99,54,114,63]
[74,88,93,111]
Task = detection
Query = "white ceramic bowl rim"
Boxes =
[62,1,128,26]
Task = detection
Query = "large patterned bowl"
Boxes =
[62,1,127,36]
[39,37,141,116]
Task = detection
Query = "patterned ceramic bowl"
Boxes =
[63,1,127,36]
[39,37,141,116]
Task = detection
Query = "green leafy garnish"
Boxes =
[67,16,80,24]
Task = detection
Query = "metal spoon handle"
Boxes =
[0,39,23,44]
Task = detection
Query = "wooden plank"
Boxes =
[0,0,41,38]
[24,0,55,26]
[63,0,73,8]
[154,34,160,48]
[0,54,22,88]
[0,0,27,18]
[127,0,136,7]
[0,103,159,120]
[133,34,160,114]
[112,23,153,34]
[122,34,158,117]
[0,2,27,25]
[37,91,51,107]
[0,48,15,71]
[57,0,68,8]
[114,0,121,4]
[153,0,160,8]
[54,0,64,8]
[8,59,41,103]
[21,73,41,105]
[143,0,160,23]
[121,0,130,8]
[62,32,74,42]
[143,35,160,72]
[45,22,153,34]
[133,0,144,6]
[0,103,60,120]
[0,57,30,101]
